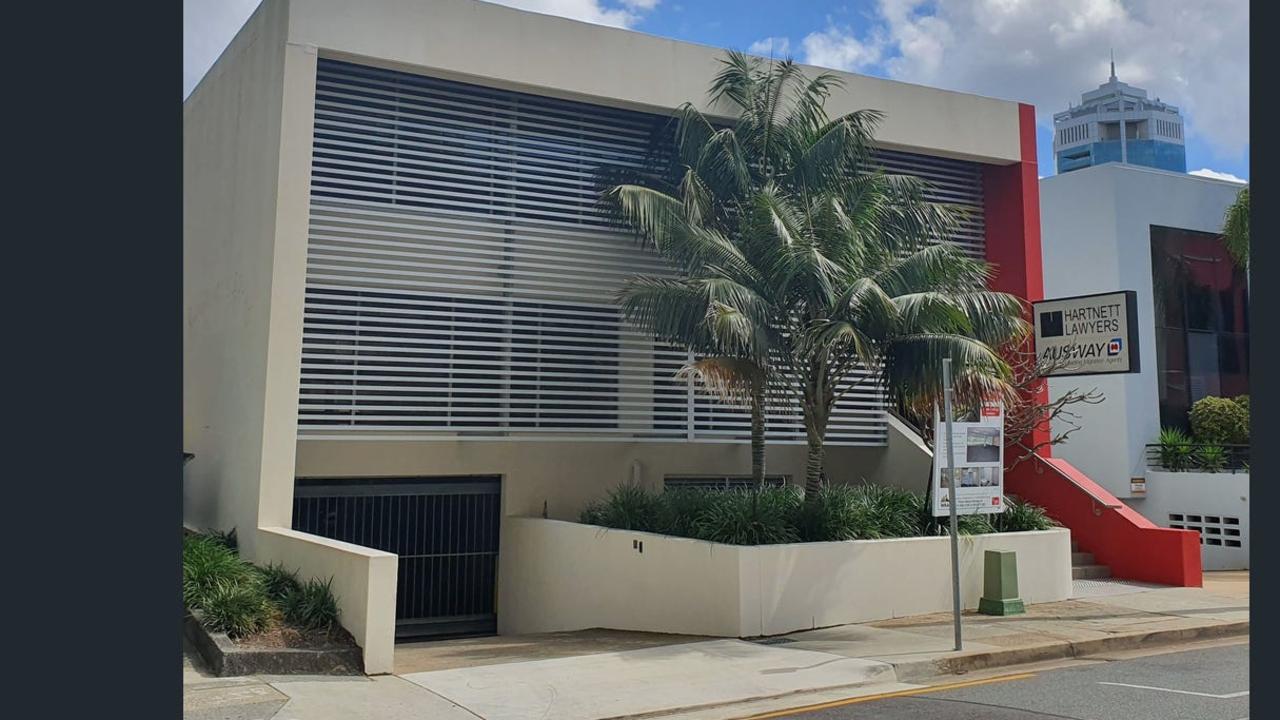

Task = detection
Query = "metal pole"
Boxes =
[943,358,963,651]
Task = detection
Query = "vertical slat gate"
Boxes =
[292,476,501,640]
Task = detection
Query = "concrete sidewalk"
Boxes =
[183,575,1247,720]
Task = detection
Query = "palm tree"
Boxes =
[607,52,1028,496]
[612,262,781,489]
[1221,186,1249,271]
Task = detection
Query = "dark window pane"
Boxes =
[1159,377,1191,432]
[1150,225,1249,430]
[1186,331,1221,403]
[1184,275,1220,330]
[1218,334,1250,398]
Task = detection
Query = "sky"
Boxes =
[184,0,1249,181]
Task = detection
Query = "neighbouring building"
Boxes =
[1040,163,1248,570]
[1053,58,1187,174]
[185,0,1045,672]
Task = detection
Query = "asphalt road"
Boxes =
[757,643,1249,720]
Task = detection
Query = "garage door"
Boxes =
[292,476,501,640]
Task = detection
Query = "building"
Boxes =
[184,0,1045,672]
[1053,58,1186,174]
[1040,163,1248,570]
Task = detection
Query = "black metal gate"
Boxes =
[292,476,501,640]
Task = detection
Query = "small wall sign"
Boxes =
[1033,290,1140,376]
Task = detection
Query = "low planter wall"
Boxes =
[184,611,363,677]
[497,518,1072,637]
[254,527,398,674]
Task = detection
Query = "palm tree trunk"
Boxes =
[750,382,766,490]
[803,399,828,497]
[803,364,829,498]
[804,434,825,497]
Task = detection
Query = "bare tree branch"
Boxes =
[1000,345,1105,467]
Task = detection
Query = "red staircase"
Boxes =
[1006,455,1201,587]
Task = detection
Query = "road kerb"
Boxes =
[890,620,1249,682]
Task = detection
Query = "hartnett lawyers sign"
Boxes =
[1033,291,1140,376]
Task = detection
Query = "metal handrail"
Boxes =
[1144,443,1249,472]
[1032,456,1122,510]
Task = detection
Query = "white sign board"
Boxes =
[932,401,1005,517]
[1033,291,1140,376]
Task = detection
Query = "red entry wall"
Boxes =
[981,104,1201,586]
[1006,458,1202,586]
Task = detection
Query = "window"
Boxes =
[665,476,790,491]
[1150,226,1249,430]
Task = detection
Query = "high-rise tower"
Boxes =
[1053,55,1186,174]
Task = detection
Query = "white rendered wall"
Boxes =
[256,528,399,673]
[1133,471,1249,570]
[183,0,292,555]
[1039,164,1244,499]
[285,0,1023,164]
[498,518,1072,637]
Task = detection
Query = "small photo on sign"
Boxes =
[965,426,1001,463]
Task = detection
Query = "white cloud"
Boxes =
[800,25,884,72]
[1189,168,1247,183]
[495,0,658,28]
[793,1,1249,162]
[748,36,791,58]
[184,0,660,98]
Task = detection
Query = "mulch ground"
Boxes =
[233,623,358,651]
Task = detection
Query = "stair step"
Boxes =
[1071,552,1095,565]
[1072,564,1112,580]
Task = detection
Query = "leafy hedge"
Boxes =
[1189,396,1249,445]
[579,483,1056,545]
[182,531,339,638]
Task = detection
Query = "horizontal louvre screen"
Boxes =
[299,59,985,444]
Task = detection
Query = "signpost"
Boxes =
[942,359,962,651]
[935,362,1008,651]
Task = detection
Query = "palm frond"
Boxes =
[948,292,1031,347]
[882,333,1015,411]
[1221,186,1249,269]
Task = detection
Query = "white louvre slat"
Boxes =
[299,59,986,443]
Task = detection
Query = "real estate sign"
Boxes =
[1033,290,1140,376]
[932,402,1005,517]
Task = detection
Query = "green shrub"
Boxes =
[283,578,340,631]
[1189,396,1248,445]
[688,486,802,545]
[579,483,662,531]
[183,533,257,609]
[257,562,303,604]
[1196,444,1227,473]
[1232,394,1249,414]
[204,528,238,552]
[921,511,996,536]
[1158,427,1194,471]
[200,580,275,637]
[654,487,717,537]
[800,484,923,541]
[993,496,1057,532]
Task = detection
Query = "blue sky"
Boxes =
[184,0,1249,181]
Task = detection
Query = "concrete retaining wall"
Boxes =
[256,527,398,674]
[497,518,1072,637]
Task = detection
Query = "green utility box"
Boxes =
[978,549,1026,616]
